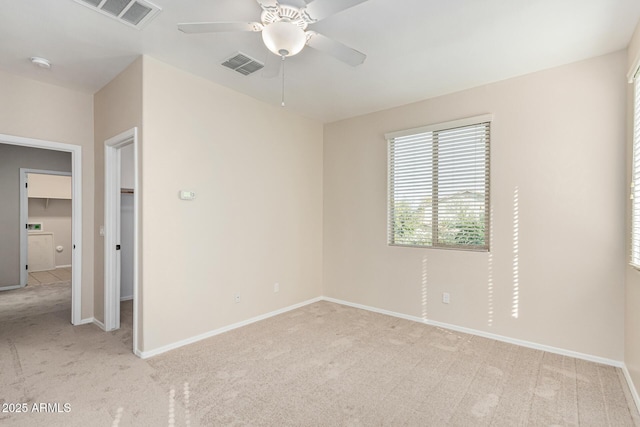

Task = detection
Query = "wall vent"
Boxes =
[221,52,264,76]
[74,0,161,29]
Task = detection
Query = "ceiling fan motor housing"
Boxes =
[261,5,308,29]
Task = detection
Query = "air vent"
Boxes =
[221,52,264,76]
[74,0,161,29]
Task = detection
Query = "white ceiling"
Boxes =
[1,0,639,123]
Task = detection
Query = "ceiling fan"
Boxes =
[177,0,369,75]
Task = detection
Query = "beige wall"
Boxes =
[323,51,627,361]
[120,143,135,190]
[626,18,640,404]
[0,70,94,318]
[140,57,323,352]
[28,198,72,267]
[94,57,143,326]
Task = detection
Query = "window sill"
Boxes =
[389,243,489,253]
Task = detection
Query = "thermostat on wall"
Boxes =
[179,190,196,200]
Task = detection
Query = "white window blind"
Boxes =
[632,76,640,267]
[387,116,491,250]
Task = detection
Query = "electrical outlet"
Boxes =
[274,282,279,293]
[442,292,450,304]
[234,294,240,304]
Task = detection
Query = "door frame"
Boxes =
[20,168,73,286]
[0,133,83,325]
[104,127,139,355]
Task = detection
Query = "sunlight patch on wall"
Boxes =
[512,187,519,319]
[421,254,428,320]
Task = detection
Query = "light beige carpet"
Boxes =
[0,280,72,323]
[0,285,638,426]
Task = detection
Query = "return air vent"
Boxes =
[74,0,161,29]
[221,52,264,76]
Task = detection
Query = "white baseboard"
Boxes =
[75,317,106,332]
[136,294,625,368]
[120,295,133,302]
[75,317,95,325]
[321,296,624,368]
[138,297,323,359]
[92,318,106,331]
[78,291,640,410]
[327,291,640,412]
[622,365,640,414]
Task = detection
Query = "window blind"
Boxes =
[387,118,490,250]
[632,77,640,267]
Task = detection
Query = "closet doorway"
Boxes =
[104,127,139,355]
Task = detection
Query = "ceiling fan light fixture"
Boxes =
[262,21,306,57]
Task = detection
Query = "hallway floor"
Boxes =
[27,266,71,286]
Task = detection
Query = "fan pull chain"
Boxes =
[281,55,286,107]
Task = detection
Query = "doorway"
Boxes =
[104,127,139,355]
[0,134,82,325]
[20,169,73,288]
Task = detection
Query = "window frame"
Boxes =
[631,73,640,268]
[386,114,492,252]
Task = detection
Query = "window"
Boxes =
[632,75,640,267]
[386,115,491,251]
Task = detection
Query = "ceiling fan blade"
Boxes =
[302,0,369,23]
[255,0,279,13]
[177,22,263,34]
[306,31,366,66]
[262,53,283,78]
